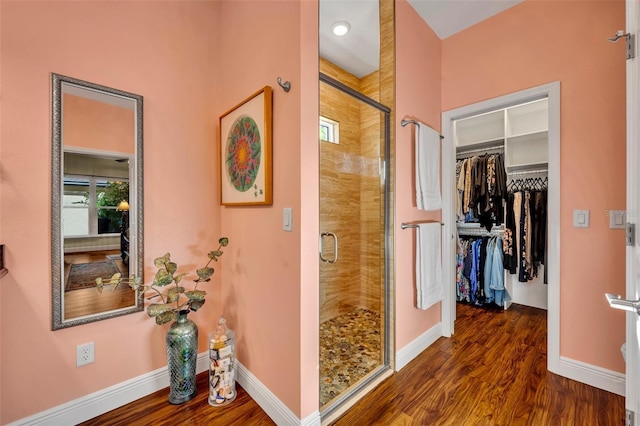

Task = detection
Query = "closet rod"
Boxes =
[401,221,444,229]
[458,228,504,237]
[508,167,548,176]
[401,119,445,140]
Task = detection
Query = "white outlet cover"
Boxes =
[77,342,95,367]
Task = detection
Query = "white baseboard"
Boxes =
[395,322,443,371]
[7,352,210,426]
[236,362,320,426]
[556,356,625,396]
[7,352,319,426]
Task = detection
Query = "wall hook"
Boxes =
[277,77,291,92]
[608,30,635,59]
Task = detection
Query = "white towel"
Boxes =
[416,223,443,310]
[415,124,442,210]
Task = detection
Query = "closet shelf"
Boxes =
[456,139,504,156]
[506,162,548,173]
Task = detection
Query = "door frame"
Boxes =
[440,81,561,367]
[625,0,639,422]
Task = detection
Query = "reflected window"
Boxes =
[63,175,129,236]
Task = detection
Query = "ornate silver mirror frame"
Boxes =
[51,73,144,330]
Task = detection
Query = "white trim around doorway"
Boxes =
[441,81,562,378]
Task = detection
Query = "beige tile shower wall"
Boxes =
[320,59,364,323]
[359,71,382,314]
[319,58,386,322]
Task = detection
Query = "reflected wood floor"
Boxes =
[64,250,134,318]
[81,303,624,425]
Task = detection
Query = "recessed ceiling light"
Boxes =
[331,21,351,37]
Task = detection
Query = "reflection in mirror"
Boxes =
[51,73,143,330]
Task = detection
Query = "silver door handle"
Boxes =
[606,293,640,315]
[319,232,338,263]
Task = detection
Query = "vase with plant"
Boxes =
[97,236,229,404]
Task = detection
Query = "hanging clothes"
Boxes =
[456,234,511,308]
[455,152,507,230]
[505,176,548,284]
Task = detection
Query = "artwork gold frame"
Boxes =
[219,86,273,206]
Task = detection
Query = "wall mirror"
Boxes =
[51,73,143,330]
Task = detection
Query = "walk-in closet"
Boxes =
[453,97,550,311]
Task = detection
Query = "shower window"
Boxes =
[320,116,340,144]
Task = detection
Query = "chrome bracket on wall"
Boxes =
[608,30,635,60]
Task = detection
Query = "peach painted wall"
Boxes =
[395,0,443,350]
[1,1,221,423]
[213,0,318,418]
[441,0,626,372]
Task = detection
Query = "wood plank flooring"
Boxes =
[64,250,134,318]
[81,303,624,425]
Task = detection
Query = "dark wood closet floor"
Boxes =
[81,303,624,425]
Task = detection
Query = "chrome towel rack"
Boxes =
[401,221,444,230]
[401,119,444,140]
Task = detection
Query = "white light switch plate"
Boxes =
[573,209,590,228]
[609,210,626,229]
[283,208,292,232]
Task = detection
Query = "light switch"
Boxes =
[573,209,590,228]
[283,208,293,232]
[609,210,626,229]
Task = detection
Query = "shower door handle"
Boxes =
[319,232,338,263]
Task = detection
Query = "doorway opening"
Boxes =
[441,82,560,371]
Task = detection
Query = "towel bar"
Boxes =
[401,221,444,229]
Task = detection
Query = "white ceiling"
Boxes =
[319,0,524,78]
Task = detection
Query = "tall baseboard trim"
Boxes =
[236,362,320,426]
[395,322,443,371]
[7,352,320,426]
[556,356,625,396]
[7,352,210,426]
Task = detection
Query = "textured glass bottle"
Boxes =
[208,316,236,406]
[166,310,198,404]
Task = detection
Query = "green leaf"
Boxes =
[155,311,176,325]
[154,253,170,268]
[189,299,205,311]
[219,237,229,247]
[185,290,206,301]
[207,250,223,260]
[165,262,178,275]
[153,269,173,286]
[147,303,174,317]
[167,287,185,303]
[196,267,214,281]
[174,273,186,284]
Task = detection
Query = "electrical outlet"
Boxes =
[77,342,95,367]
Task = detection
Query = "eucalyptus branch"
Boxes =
[96,237,229,325]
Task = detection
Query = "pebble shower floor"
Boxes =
[319,308,381,406]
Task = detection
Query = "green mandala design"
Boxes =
[226,116,261,192]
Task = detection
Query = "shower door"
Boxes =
[318,73,391,413]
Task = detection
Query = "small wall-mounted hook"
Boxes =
[608,30,635,60]
[277,77,291,92]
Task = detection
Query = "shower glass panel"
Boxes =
[319,74,389,410]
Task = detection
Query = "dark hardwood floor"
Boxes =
[81,303,624,425]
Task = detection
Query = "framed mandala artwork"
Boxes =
[219,86,273,206]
